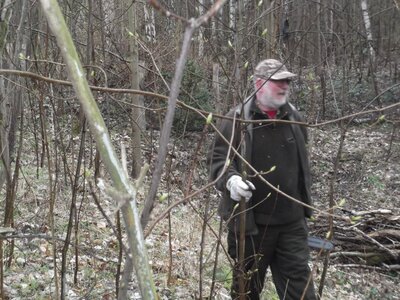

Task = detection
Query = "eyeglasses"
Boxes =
[269,79,292,84]
[270,79,291,84]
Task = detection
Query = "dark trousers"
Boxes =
[227,219,317,300]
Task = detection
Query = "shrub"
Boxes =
[173,59,212,132]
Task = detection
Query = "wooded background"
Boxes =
[0,0,399,299]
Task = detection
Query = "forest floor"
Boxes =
[1,120,399,299]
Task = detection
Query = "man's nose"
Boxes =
[279,80,289,89]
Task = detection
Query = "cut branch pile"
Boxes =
[310,209,400,270]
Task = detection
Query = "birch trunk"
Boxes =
[360,0,381,102]
[229,0,236,29]
[360,0,376,61]
[144,4,156,42]
[198,0,204,56]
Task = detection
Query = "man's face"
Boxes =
[255,78,290,110]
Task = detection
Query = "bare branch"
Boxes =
[0,69,398,128]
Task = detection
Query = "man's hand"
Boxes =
[226,175,256,202]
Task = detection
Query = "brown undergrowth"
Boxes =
[0,121,399,299]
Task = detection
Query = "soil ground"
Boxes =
[1,120,399,299]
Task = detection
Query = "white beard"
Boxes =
[257,90,289,110]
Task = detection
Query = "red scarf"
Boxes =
[263,110,277,119]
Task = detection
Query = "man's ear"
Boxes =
[255,78,264,90]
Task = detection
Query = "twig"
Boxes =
[88,182,129,255]
[148,0,188,23]
[133,163,149,190]
[140,22,196,229]
[144,111,239,238]
[38,0,157,298]
[0,233,117,263]
[90,180,132,300]
[144,116,350,240]
[96,179,132,213]
[141,2,229,287]
[195,0,228,25]
[0,69,398,128]
[118,253,133,300]
[318,122,347,298]
[209,219,224,299]
[207,121,348,221]
[350,227,398,259]
[329,250,400,259]
[335,263,400,271]
[198,183,211,299]
[347,209,393,216]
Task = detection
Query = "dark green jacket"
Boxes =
[208,97,312,234]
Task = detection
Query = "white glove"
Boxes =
[226,175,256,202]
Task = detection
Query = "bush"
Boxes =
[173,60,212,132]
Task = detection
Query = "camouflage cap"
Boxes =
[254,59,296,80]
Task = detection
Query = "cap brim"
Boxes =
[271,71,297,80]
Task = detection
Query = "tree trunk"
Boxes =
[144,4,156,42]
[198,0,204,56]
[0,0,26,297]
[38,1,158,298]
[360,0,380,104]
[128,1,143,178]
[0,0,13,191]
[212,63,222,113]
[360,0,375,61]
[3,0,27,225]
[263,0,278,58]
[229,0,236,30]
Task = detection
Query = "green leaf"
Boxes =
[351,215,362,222]
[158,193,168,202]
[159,193,168,202]
[228,40,233,48]
[338,198,346,207]
[206,113,213,125]
[126,29,134,37]
[261,28,268,36]
[225,159,231,167]
[244,61,249,69]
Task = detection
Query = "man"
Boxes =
[208,59,316,299]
